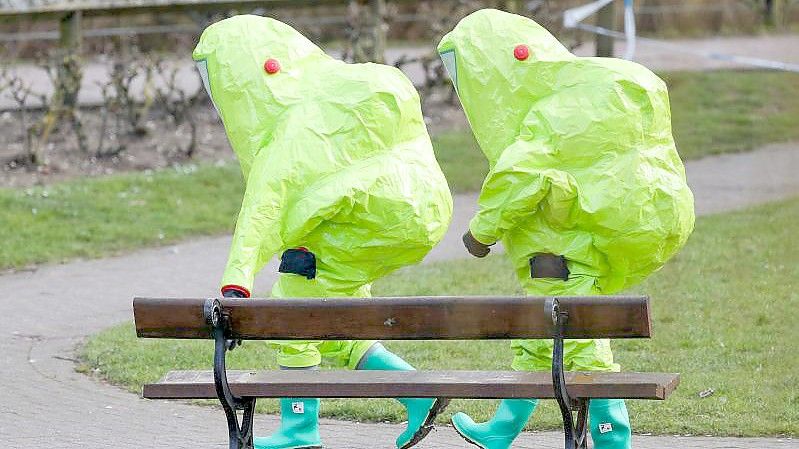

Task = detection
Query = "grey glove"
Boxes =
[220,288,245,349]
[463,230,492,258]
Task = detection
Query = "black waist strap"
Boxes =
[530,253,569,281]
[278,248,317,279]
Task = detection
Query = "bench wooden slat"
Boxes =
[134,296,651,340]
[142,370,678,400]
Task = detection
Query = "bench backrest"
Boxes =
[134,296,651,340]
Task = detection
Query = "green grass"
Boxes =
[664,70,799,160]
[3,70,798,270]
[431,130,487,192]
[0,164,244,269]
[80,197,799,436]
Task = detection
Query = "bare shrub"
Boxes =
[108,42,157,137]
[25,51,89,160]
[1,67,50,167]
[390,0,484,103]
[93,76,127,158]
[153,59,204,159]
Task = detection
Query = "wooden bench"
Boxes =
[133,295,679,449]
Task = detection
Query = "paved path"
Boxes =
[2,142,798,448]
[571,33,799,72]
[3,33,798,110]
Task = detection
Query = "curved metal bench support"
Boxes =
[547,298,590,449]
[206,298,256,449]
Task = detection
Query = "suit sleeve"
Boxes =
[220,153,286,294]
[469,139,579,245]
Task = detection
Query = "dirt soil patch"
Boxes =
[0,98,468,188]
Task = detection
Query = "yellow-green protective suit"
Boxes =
[438,9,694,372]
[194,15,453,368]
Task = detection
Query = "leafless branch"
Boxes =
[94,78,127,158]
[153,59,203,159]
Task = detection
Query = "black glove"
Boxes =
[463,230,492,258]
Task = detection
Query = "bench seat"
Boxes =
[144,370,679,400]
[134,296,669,449]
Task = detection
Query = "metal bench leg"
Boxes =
[547,298,590,449]
[206,299,256,449]
[574,399,589,449]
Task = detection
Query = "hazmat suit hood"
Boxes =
[193,16,327,178]
[437,9,575,165]
[438,9,694,295]
[195,15,453,296]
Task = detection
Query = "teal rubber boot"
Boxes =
[589,399,631,449]
[451,399,538,449]
[254,398,322,449]
[357,344,449,449]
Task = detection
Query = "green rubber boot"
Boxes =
[357,343,449,449]
[451,399,538,449]
[589,399,631,449]
[253,398,322,449]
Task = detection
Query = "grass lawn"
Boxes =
[3,70,798,270]
[0,164,243,269]
[664,70,799,160]
[80,196,799,437]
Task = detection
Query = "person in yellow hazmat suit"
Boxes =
[437,9,694,449]
[193,15,453,449]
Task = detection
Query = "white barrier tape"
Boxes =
[563,0,614,28]
[565,0,637,60]
[623,0,636,60]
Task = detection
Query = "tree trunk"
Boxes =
[58,11,82,109]
[764,0,785,28]
[347,0,387,63]
[501,0,521,14]
[595,1,615,57]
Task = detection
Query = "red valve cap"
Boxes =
[264,58,281,74]
[513,44,530,61]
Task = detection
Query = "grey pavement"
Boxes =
[571,33,799,72]
[684,141,799,215]
[3,33,799,110]
[1,142,798,448]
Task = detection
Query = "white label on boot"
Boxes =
[599,423,613,433]
[291,402,305,414]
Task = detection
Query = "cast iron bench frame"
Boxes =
[133,295,679,449]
